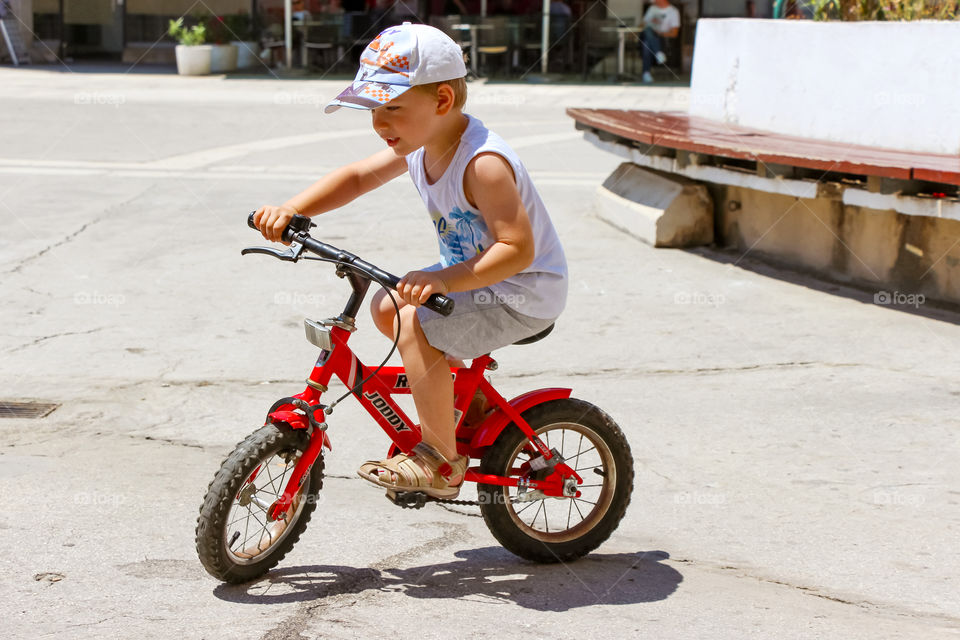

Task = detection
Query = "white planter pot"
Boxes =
[232,41,259,69]
[210,44,238,73]
[175,44,212,76]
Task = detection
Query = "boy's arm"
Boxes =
[398,152,535,305]
[254,148,408,243]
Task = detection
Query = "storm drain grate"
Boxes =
[0,401,60,419]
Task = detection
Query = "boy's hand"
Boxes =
[396,271,449,307]
[253,205,299,244]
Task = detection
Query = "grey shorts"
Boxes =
[416,288,557,360]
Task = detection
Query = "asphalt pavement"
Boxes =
[1,65,958,639]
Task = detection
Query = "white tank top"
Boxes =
[406,115,568,319]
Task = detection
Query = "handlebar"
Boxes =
[246,212,455,317]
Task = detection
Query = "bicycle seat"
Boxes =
[513,323,554,346]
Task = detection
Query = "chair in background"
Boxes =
[580,18,619,80]
[343,12,374,66]
[260,23,287,67]
[475,16,511,78]
[301,23,342,71]
[512,18,541,75]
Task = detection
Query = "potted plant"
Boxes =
[205,15,239,73]
[223,12,258,70]
[168,18,211,75]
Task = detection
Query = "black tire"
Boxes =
[478,398,633,563]
[195,424,324,583]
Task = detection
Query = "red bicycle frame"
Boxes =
[261,321,581,520]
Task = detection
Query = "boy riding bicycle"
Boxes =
[254,23,567,500]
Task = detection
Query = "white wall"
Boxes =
[689,19,960,155]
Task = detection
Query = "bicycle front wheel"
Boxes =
[478,398,633,563]
[195,424,324,583]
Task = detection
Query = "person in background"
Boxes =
[639,0,680,83]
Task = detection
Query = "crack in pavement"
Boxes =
[681,558,960,627]
[4,188,151,276]
[4,327,105,355]
[259,522,470,640]
[505,361,860,379]
[7,220,98,275]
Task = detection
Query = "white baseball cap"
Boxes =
[325,22,467,114]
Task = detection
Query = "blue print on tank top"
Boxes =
[431,206,489,265]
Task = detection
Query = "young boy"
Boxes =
[253,23,567,499]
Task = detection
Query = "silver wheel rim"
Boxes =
[223,447,310,565]
[503,422,616,544]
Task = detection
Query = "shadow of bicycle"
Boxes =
[213,547,682,611]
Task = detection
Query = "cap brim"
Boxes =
[324,81,412,114]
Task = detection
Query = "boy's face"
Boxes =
[370,87,440,156]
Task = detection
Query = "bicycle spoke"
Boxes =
[566,495,574,529]
[574,497,597,507]
[531,501,544,528]
[248,509,269,532]
[242,507,251,553]
[565,446,597,465]
[274,457,294,501]
[228,511,250,529]
[573,496,586,520]
[543,501,549,533]
[264,457,279,495]
[514,500,538,516]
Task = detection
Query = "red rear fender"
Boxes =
[468,388,572,450]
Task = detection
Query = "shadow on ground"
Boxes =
[689,246,960,326]
[213,547,682,611]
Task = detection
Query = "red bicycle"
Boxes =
[195,214,634,583]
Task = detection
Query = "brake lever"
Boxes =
[241,238,306,262]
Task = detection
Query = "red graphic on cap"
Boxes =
[360,36,410,77]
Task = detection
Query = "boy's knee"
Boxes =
[370,291,421,341]
[370,290,395,336]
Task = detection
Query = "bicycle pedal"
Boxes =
[385,490,430,509]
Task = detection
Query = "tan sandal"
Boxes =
[357,442,468,499]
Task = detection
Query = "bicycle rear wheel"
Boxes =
[478,398,633,562]
[195,424,324,583]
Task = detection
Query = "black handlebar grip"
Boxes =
[248,211,258,229]
[426,293,455,316]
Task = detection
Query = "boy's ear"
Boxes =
[435,83,456,116]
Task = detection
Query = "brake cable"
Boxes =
[300,255,403,415]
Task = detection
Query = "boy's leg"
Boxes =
[371,290,458,462]
[395,304,458,461]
